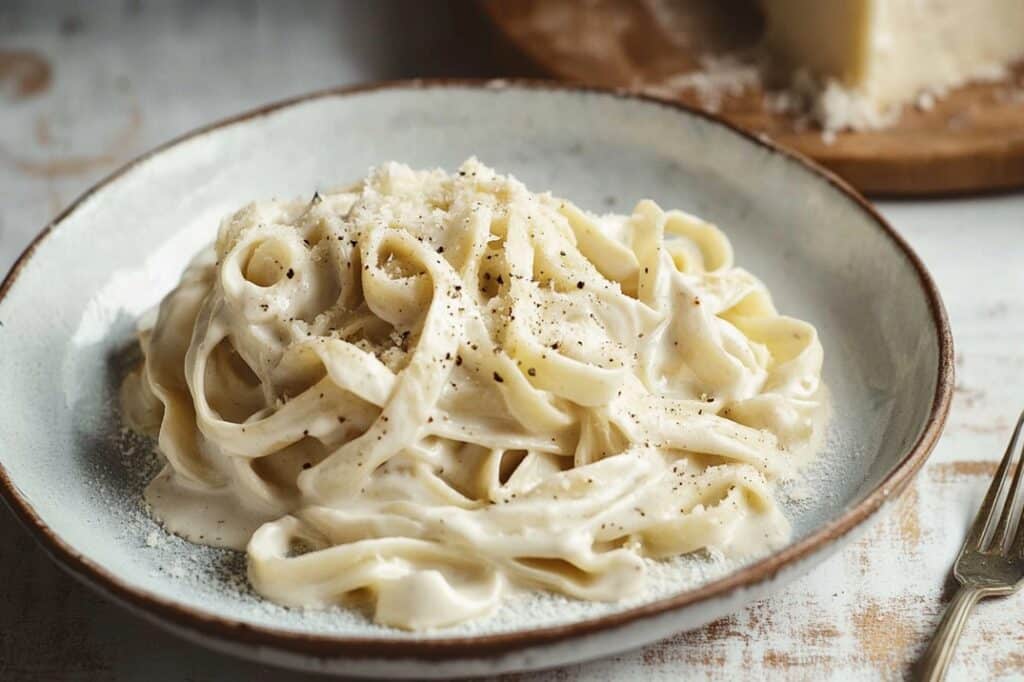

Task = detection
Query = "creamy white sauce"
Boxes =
[123,159,829,630]
[145,467,270,551]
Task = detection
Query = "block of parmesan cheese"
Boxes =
[760,0,1024,130]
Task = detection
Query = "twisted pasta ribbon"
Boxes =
[125,159,827,629]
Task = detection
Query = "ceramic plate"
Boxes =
[0,81,953,678]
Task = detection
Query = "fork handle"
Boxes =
[919,585,984,681]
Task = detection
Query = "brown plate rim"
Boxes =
[0,78,954,661]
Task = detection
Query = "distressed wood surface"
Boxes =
[1,2,1023,680]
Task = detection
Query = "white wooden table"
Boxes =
[2,2,1022,680]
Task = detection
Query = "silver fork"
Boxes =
[920,410,1024,681]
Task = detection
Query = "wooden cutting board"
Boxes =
[483,0,1024,196]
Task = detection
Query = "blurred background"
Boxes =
[5,0,1022,274]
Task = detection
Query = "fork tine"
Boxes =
[1011,500,1024,557]
[987,409,1024,548]
[961,410,1024,555]
[990,411,1024,550]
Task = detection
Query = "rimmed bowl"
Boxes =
[0,80,953,678]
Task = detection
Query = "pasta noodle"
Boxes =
[123,159,827,629]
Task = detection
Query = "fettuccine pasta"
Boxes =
[122,159,827,629]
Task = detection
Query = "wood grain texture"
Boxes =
[484,0,1024,196]
[1,1,1023,680]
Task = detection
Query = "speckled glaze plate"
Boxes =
[0,80,952,679]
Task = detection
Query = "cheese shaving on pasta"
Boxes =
[123,159,827,630]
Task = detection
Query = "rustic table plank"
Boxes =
[2,2,1022,680]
